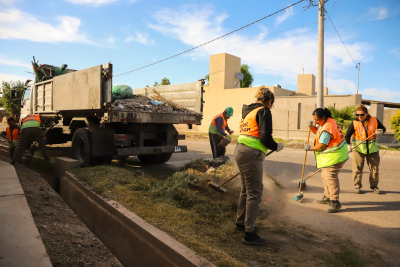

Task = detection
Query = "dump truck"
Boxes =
[18,63,204,166]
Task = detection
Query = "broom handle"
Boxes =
[299,128,311,193]
[219,150,275,187]
[304,169,322,181]
[351,133,376,151]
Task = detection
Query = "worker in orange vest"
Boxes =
[345,104,386,194]
[11,114,59,165]
[0,117,20,158]
[208,107,234,159]
[235,86,284,246]
[305,108,349,213]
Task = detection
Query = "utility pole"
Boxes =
[316,0,325,108]
[356,63,360,94]
[326,67,328,95]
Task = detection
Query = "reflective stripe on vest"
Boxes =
[352,117,379,154]
[314,118,349,169]
[209,113,227,135]
[6,127,19,141]
[238,106,268,154]
[21,114,41,129]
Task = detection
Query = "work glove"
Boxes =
[229,131,234,135]
[307,120,314,127]
[375,129,383,135]
[348,145,352,153]
[276,142,284,152]
[304,144,312,151]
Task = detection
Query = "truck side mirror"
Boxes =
[10,88,16,98]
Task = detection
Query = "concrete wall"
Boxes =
[209,53,241,90]
[383,108,398,133]
[297,74,315,96]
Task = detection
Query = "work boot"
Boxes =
[235,223,258,232]
[242,231,267,246]
[316,195,331,204]
[354,187,361,194]
[326,200,342,213]
[371,187,381,194]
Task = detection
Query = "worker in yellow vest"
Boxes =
[304,108,349,213]
[345,104,386,194]
[0,117,20,158]
[208,107,234,159]
[235,86,284,246]
[11,114,59,165]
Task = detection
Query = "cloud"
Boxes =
[0,8,91,44]
[368,8,388,20]
[106,36,116,44]
[0,55,31,68]
[361,87,400,102]
[134,31,154,45]
[0,72,31,83]
[275,6,294,26]
[148,4,372,84]
[63,0,136,7]
[389,47,400,59]
[125,36,133,43]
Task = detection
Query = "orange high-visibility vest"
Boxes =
[6,127,19,141]
[209,113,227,135]
[314,117,348,169]
[353,117,378,141]
[239,107,264,138]
[22,114,41,124]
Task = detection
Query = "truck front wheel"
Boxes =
[72,128,94,167]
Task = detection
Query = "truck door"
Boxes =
[20,87,32,120]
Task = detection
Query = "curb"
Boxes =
[60,171,215,267]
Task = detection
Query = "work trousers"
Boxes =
[8,142,17,159]
[12,127,49,164]
[321,160,346,201]
[352,151,380,189]
[209,133,225,159]
[235,143,265,232]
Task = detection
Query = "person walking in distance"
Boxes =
[11,114,60,165]
[208,107,234,159]
[304,108,349,213]
[0,117,20,158]
[235,86,284,246]
[345,104,386,194]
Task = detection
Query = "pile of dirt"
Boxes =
[111,95,199,116]
[9,160,122,267]
[285,140,305,149]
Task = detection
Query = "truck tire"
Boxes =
[159,153,172,163]
[137,154,164,164]
[72,128,94,167]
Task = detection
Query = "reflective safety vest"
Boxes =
[238,106,268,154]
[21,114,41,129]
[6,127,19,142]
[209,113,227,135]
[352,117,379,154]
[314,118,349,169]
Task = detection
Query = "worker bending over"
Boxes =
[0,117,20,158]
[235,86,284,246]
[304,108,349,213]
[345,104,385,194]
[11,114,59,165]
[208,107,234,159]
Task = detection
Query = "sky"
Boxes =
[1,0,399,102]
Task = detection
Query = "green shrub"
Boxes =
[390,109,400,142]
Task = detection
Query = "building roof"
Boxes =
[362,99,400,109]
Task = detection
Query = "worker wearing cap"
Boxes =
[11,114,60,165]
[345,104,386,194]
[235,86,284,246]
[208,107,234,159]
[0,117,20,158]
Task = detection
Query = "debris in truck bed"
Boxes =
[111,94,200,116]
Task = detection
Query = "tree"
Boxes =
[204,74,209,85]
[153,81,159,86]
[161,77,170,85]
[390,109,400,142]
[328,105,357,132]
[240,64,253,88]
[1,81,25,117]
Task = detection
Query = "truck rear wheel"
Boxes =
[72,128,94,167]
[137,153,173,164]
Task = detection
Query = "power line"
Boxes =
[325,10,357,67]
[114,0,306,77]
